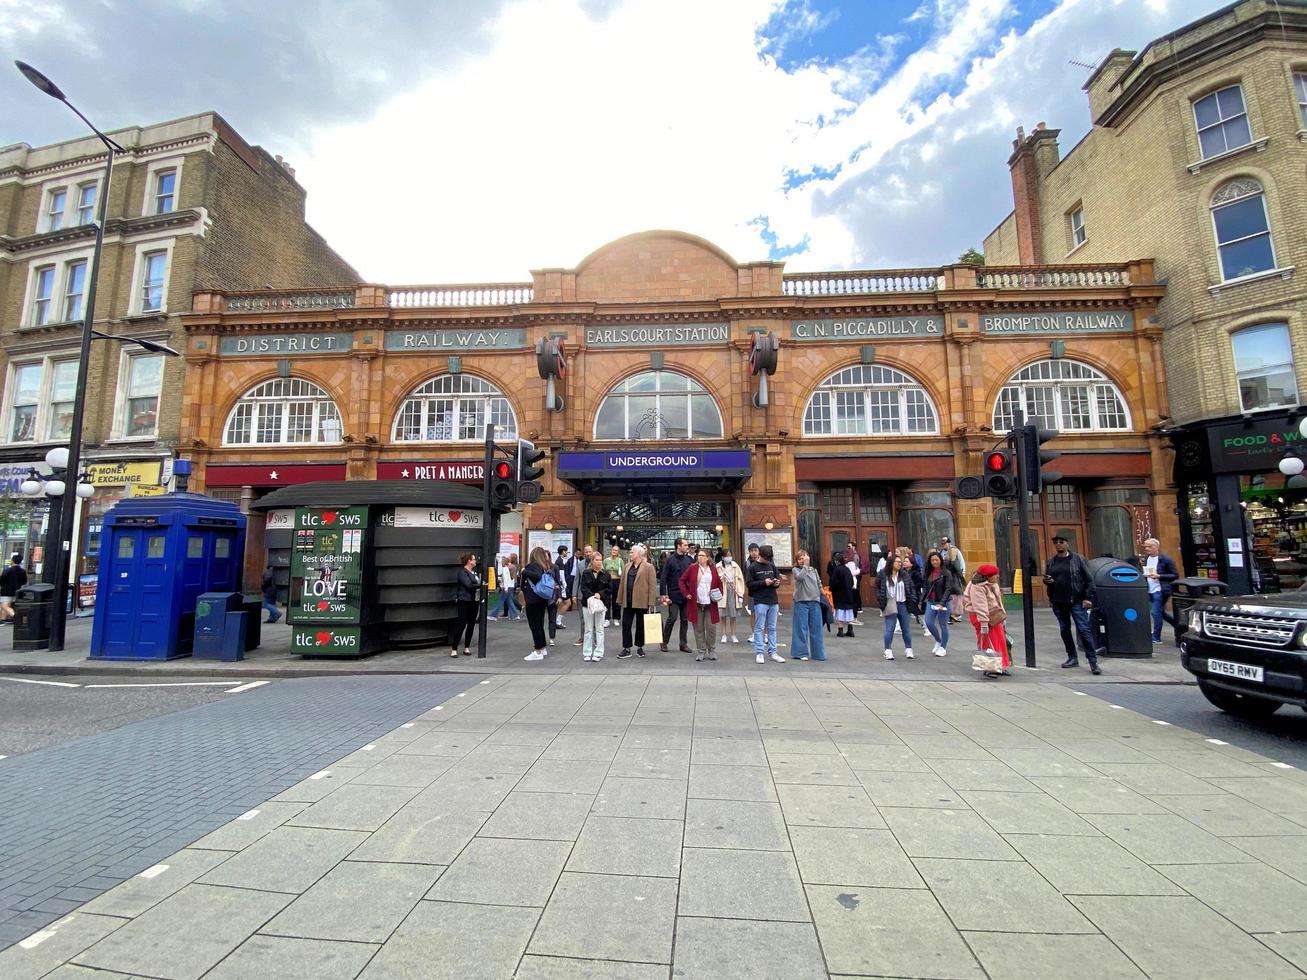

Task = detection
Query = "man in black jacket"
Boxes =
[659,537,694,652]
[0,554,27,625]
[1043,535,1100,674]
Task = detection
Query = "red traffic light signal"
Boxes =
[983,449,1017,498]
[490,456,517,507]
[493,461,512,480]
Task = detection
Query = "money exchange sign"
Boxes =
[290,507,368,626]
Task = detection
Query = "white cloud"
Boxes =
[296,0,1198,282]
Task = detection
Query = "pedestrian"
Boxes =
[744,542,761,619]
[903,545,927,635]
[715,549,746,643]
[521,547,557,662]
[844,544,864,625]
[922,549,961,657]
[1141,537,1179,644]
[827,555,857,637]
[603,544,625,627]
[497,554,521,620]
[789,550,826,662]
[678,547,723,662]
[876,554,920,660]
[748,544,786,664]
[962,564,1010,677]
[1042,535,1101,675]
[553,545,576,633]
[939,535,966,622]
[659,537,694,653]
[572,544,595,645]
[258,564,279,625]
[618,544,658,659]
[450,552,481,658]
[580,552,611,662]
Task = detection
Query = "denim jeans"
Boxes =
[1052,602,1098,663]
[882,604,913,650]
[752,602,778,656]
[924,603,949,648]
[582,603,606,658]
[790,600,825,660]
[495,589,520,619]
[261,599,279,623]
[1149,590,1175,642]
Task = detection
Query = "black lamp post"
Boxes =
[16,61,179,651]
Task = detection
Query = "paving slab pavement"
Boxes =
[3,672,1307,978]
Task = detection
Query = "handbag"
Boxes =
[642,610,663,639]
[709,588,724,603]
[971,652,1003,672]
[587,594,607,614]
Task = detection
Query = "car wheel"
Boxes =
[1196,678,1281,718]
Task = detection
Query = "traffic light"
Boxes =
[983,449,1017,498]
[490,457,517,508]
[1020,424,1062,494]
[516,439,547,504]
[955,475,985,500]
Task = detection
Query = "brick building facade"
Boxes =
[0,112,357,587]
[182,230,1171,601]
[983,0,1307,592]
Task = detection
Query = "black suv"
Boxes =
[1179,589,1307,717]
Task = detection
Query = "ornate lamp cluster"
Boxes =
[21,447,94,501]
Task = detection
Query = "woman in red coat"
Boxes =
[678,547,723,662]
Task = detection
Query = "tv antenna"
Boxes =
[1069,58,1097,71]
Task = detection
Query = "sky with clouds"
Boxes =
[3,0,1197,283]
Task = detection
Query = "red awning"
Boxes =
[204,463,347,487]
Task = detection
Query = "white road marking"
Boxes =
[309,770,331,780]
[1,677,80,687]
[401,723,415,729]
[225,681,269,694]
[0,755,7,761]
[1073,691,1087,696]
[480,680,491,684]
[433,706,444,711]
[1152,720,1172,726]
[19,927,57,949]
[1109,705,1125,710]
[1206,738,1229,745]
[361,744,376,751]
[82,681,241,689]
[457,693,467,697]
[1271,762,1295,769]
[138,864,169,879]
[238,809,260,821]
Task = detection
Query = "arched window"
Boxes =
[993,360,1130,433]
[223,378,341,445]
[802,365,939,436]
[593,371,723,440]
[392,374,517,442]
[1211,178,1275,281]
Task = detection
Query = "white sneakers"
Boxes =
[905,649,915,659]
[603,620,610,627]
[933,643,947,657]
[884,649,894,660]
[524,650,546,661]
[755,653,765,664]
[771,653,787,663]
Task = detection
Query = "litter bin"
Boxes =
[194,591,244,660]
[1171,577,1228,644]
[1086,557,1151,657]
[12,582,55,651]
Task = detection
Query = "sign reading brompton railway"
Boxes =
[384,328,528,351]
[981,310,1134,334]
[218,332,352,356]
[791,316,943,340]
[585,323,729,347]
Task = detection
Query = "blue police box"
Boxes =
[90,491,246,660]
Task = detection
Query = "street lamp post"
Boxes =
[17,61,127,651]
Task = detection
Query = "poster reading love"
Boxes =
[290,506,368,626]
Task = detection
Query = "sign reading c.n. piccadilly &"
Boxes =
[790,316,943,340]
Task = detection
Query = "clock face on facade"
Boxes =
[1178,439,1204,470]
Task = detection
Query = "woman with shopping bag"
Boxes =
[962,564,1010,678]
[617,544,659,660]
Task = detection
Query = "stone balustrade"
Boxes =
[387,283,535,307]
[975,265,1131,289]
[781,269,945,295]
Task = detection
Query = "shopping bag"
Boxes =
[642,610,663,639]
[971,652,1003,673]
[587,594,607,614]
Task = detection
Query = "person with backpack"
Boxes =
[922,549,961,657]
[521,547,558,662]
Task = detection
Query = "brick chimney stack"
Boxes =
[1006,122,1061,264]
